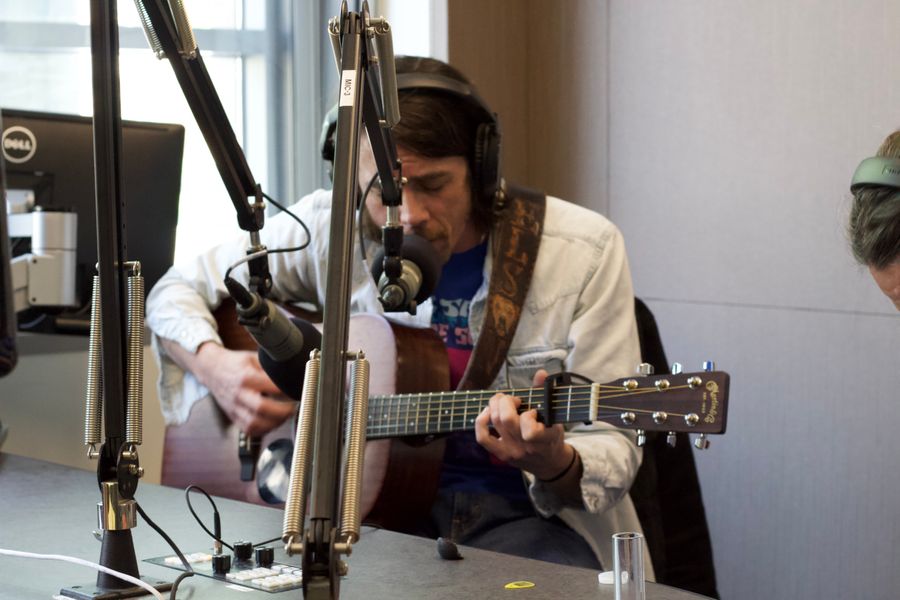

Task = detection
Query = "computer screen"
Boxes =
[1,109,184,333]
[0,114,15,379]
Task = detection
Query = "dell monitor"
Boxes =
[1,109,184,333]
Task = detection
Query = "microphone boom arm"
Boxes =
[281,3,403,597]
[134,0,276,482]
[133,0,270,293]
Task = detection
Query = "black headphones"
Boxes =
[850,157,900,193]
[319,72,503,204]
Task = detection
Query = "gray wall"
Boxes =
[609,1,900,599]
[450,1,900,599]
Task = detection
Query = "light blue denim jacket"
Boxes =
[146,188,652,575]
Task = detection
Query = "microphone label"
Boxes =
[339,70,357,107]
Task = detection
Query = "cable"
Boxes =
[224,248,268,282]
[262,192,312,255]
[135,502,194,600]
[357,172,379,262]
[0,547,165,600]
[222,192,312,282]
[184,485,282,552]
[184,485,232,551]
[253,536,281,547]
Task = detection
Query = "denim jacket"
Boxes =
[146,188,651,575]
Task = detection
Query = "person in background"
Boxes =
[849,130,900,311]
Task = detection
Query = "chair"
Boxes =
[629,298,719,598]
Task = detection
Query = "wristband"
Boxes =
[538,448,578,483]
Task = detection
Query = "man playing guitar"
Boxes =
[146,56,645,573]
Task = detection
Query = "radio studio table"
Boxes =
[0,454,709,600]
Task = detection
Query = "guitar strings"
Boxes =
[365,383,703,434]
[367,384,697,412]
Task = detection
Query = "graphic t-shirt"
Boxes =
[430,241,528,500]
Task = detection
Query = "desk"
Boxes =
[0,454,708,599]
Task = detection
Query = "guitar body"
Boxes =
[357,317,449,532]
[160,300,297,505]
[161,301,451,529]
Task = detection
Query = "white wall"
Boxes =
[609,1,900,598]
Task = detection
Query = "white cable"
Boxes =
[0,547,165,600]
[228,249,269,273]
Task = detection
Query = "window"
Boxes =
[0,0,327,261]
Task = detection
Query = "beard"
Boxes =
[360,205,451,264]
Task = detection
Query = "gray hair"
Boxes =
[849,131,900,269]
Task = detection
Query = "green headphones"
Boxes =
[850,157,900,193]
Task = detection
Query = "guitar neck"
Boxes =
[365,385,584,439]
[365,370,729,439]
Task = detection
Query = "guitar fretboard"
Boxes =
[365,384,599,438]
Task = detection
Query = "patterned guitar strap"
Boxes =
[457,184,546,392]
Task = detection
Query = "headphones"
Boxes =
[319,72,503,205]
[850,157,900,193]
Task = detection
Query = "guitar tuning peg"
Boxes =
[694,433,710,450]
[666,432,677,447]
[636,429,646,447]
[637,362,654,376]
[670,362,683,374]
[702,361,715,372]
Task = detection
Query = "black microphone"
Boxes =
[370,233,441,314]
[223,276,322,400]
[256,318,321,401]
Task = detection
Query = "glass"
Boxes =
[0,1,244,29]
[612,532,645,600]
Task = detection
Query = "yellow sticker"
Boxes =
[504,581,535,589]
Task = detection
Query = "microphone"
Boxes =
[256,318,321,401]
[223,277,322,400]
[370,234,441,314]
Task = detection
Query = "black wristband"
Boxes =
[538,448,578,483]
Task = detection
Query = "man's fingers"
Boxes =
[496,395,523,442]
[519,409,544,442]
[531,368,549,387]
[242,363,283,395]
[239,392,297,419]
[474,406,498,449]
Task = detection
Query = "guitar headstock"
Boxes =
[598,369,729,436]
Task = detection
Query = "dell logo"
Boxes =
[2,125,37,164]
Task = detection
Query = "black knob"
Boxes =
[212,553,232,575]
[255,545,274,568]
[233,540,253,562]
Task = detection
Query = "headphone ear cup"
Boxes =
[320,104,339,165]
[474,121,501,204]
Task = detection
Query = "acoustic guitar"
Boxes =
[162,300,730,532]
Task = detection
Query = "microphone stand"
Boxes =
[61,1,172,598]
[280,2,404,598]
[133,0,271,482]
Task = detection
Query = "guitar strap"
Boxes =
[457,184,546,392]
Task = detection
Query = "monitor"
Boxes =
[1,109,184,333]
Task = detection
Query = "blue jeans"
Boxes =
[412,489,602,570]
